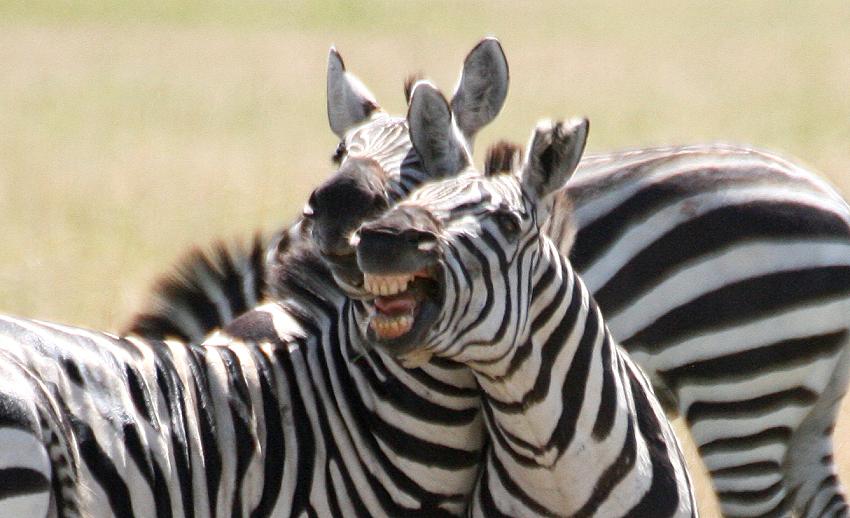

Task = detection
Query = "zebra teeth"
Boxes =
[370,314,415,340]
[363,273,415,296]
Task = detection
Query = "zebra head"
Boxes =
[302,38,509,295]
[354,83,588,367]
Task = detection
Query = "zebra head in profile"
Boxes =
[354,82,697,516]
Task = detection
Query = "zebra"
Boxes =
[126,36,508,343]
[563,143,850,517]
[352,93,697,515]
[278,83,850,518]
[126,41,850,516]
[0,242,487,516]
[0,40,515,517]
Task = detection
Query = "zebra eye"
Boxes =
[332,141,347,164]
[495,212,520,238]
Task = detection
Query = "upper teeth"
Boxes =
[363,273,415,296]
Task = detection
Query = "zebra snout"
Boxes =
[356,217,439,275]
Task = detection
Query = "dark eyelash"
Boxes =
[494,211,520,236]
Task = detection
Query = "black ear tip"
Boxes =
[559,117,590,140]
[328,46,344,70]
[575,117,590,132]
[479,37,501,50]
[410,80,439,97]
[467,38,508,72]
[472,37,504,56]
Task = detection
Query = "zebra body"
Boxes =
[565,144,850,517]
[0,245,484,517]
[354,111,697,516]
[0,40,515,517]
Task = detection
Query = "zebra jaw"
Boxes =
[364,272,417,340]
[362,270,439,345]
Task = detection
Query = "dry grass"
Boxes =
[1,2,850,514]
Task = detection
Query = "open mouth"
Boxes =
[362,266,442,355]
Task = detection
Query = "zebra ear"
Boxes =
[408,81,472,179]
[327,47,380,138]
[521,118,589,199]
[450,37,509,146]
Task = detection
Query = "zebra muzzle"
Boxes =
[362,269,440,344]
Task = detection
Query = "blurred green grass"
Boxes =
[1,3,849,512]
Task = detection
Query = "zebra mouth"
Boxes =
[362,267,442,358]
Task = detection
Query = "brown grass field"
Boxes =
[1,2,849,514]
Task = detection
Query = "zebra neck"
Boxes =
[343,299,480,397]
[469,246,650,512]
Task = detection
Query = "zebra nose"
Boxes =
[355,223,438,275]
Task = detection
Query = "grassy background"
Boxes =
[1,1,849,514]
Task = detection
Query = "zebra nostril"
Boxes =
[403,230,422,244]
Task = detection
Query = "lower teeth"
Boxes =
[371,314,414,339]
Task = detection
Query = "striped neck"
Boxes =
[468,240,665,514]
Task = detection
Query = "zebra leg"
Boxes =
[690,408,794,517]
[787,340,850,518]
[674,331,850,518]
[0,356,54,518]
[628,294,850,518]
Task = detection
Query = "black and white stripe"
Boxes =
[0,40,516,517]
[127,132,850,518]
[125,41,850,517]
[127,235,267,342]
[0,240,484,516]
[565,144,850,517]
[354,116,697,516]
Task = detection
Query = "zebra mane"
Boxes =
[482,141,578,256]
[403,73,425,104]
[265,235,343,310]
[124,234,266,341]
[484,140,523,176]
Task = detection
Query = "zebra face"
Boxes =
[354,119,589,367]
[354,173,530,365]
[306,40,509,297]
[302,115,404,291]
